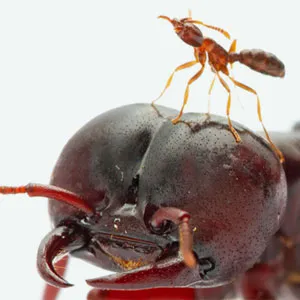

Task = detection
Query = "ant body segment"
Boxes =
[153,13,285,163]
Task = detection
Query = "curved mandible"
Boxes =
[37,225,87,287]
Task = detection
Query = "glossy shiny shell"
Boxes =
[49,104,287,286]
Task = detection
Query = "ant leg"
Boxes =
[152,61,198,105]
[207,75,216,115]
[187,20,231,39]
[229,39,237,53]
[228,39,237,69]
[216,72,241,142]
[228,76,284,163]
[172,64,205,124]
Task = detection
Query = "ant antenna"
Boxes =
[0,183,93,214]
[187,19,231,39]
[157,15,174,24]
[151,207,196,268]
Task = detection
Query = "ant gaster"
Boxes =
[152,13,285,163]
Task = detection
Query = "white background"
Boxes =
[0,1,297,299]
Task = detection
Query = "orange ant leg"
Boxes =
[207,75,216,115]
[152,61,198,105]
[228,40,240,102]
[187,20,231,39]
[172,64,205,124]
[228,76,285,163]
[216,72,241,142]
[228,39,237,69]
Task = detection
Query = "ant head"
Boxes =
[158,15,203,47]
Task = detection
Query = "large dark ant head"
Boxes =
[128,111,287,288]
[4,104,285,290]
[158,15,204,47]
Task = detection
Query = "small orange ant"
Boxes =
[152,12,285,163]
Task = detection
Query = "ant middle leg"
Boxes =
[228,76,284,163]
[172,64,205,124]
[207,75,216,115]
[216,72,241,142]
[152,60,198,105]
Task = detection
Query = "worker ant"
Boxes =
[152,12,285,163]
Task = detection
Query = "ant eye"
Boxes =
[150,220,173,235]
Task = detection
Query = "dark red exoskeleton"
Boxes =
[1,103,293,299]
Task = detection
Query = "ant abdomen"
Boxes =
[229,49,285,78]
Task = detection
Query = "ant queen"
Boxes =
[152,11,285,163]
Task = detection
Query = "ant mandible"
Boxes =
[152,12,285,163]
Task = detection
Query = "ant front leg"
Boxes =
[172,63,205,124]
[172,50,206,124]
[152,60,198,105]
[227,76,284,163]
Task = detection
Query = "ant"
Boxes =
[152,12,285,163]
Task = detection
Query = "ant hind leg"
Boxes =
[228,76,284,163]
